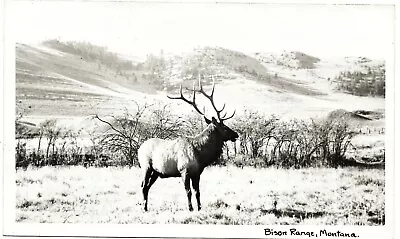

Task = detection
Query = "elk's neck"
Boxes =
[191,124,224,167]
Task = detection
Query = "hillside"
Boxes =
[160,47,323,97]
[252,51,385,95]
[15,41,385,126]
[255,51,320,69]
[16,42,160,118]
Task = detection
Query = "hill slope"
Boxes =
[15,42,385,123]
[160,47,324,97]
[16,43,160,117]
[255,51,320,69]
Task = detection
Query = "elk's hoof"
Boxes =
[189,206,193,211]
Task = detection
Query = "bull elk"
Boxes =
[138,76,238,211]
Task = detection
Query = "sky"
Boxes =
[5,1,395,59]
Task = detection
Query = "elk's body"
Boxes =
[138,76,238,211]
[139,124,224,178]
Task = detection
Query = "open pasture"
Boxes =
[15,165,385,225]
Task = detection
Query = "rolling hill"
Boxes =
[15,41,385,128]
[254,50,321,69]
[160,46,324,97]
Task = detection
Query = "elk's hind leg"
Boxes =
[142,169,159,211]
[141,168,152,211]
[148,171,159,187]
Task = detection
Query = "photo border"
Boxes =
[2,0,397,238]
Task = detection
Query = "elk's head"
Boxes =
[205,116,239,142]
[168,75,239,142]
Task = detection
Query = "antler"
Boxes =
[167,75,236,122]
[195,75,236,122]
[167,83,205,117]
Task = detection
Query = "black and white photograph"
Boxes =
[2,1,396,238]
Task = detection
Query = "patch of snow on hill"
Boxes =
[34,44,67,57]
[255,51,320,69]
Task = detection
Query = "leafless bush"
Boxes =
[15,118,86,168]
[270,117,356,168]
[95,104,148,167]
[95,102,184,166]
[233,110,278,159]
[324,117,357,167]
[143,103,186,140]
[179,114,207,136]
[230,112,356,168]
[15,102,359,169]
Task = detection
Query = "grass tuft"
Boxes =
[355,175,384,186]
[17,199,33,209]
[16,215,28,222]
[209,199,229,209]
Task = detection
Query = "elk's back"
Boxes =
[138,137,196,177]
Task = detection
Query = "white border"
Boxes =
[3,0,17,233]
[393,3,399,239]
[1,0,6,235]
[2,1,397,238]
[3,224,395,238]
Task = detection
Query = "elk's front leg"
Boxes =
[182,173,193,211]
[191,176,201,211]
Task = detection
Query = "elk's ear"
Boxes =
[204,116,211,124]
[211,117,218,125]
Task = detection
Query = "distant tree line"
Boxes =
[163,47,272,84]
[43,40,176,89]
[134,53,168,87]
[43,39,134,72]
[333,67,385,97]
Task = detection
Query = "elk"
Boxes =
[138,76,239,211]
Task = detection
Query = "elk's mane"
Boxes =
[186,123,224,167]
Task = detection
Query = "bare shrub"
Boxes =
[270,117,356,168]
[233,110,278,160]
[95,102,184,166]
[231,112,357,168]
[15,103,359,169]
[41,119,63,160]
[95,104,149,167]
[142,103,185,140]
[270,119,300,168]
[324,117,357,167]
